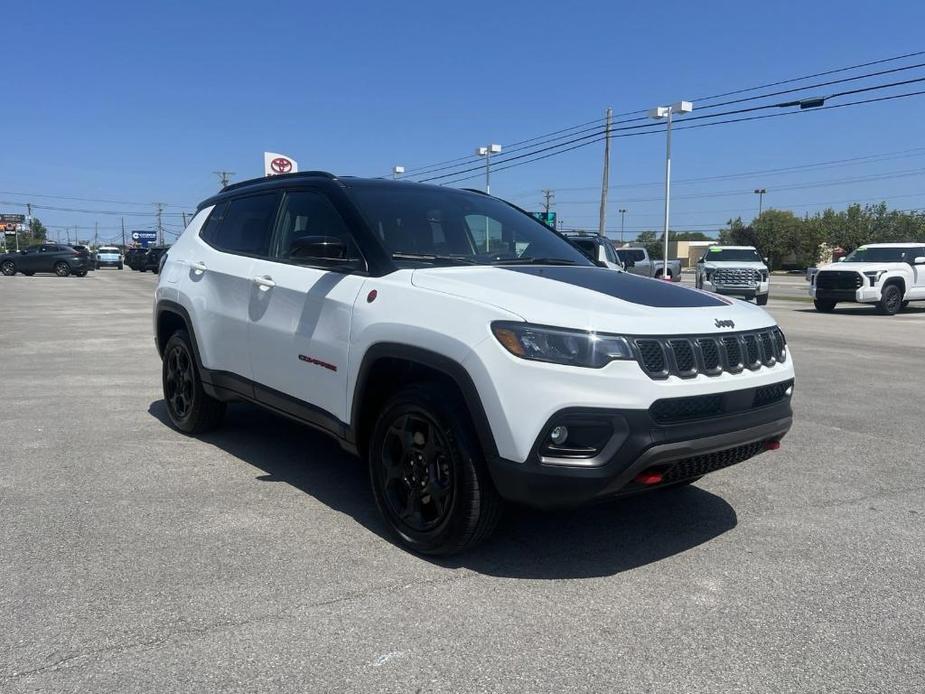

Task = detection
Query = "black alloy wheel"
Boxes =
[814,299,836,313]
[164,342,195,421]
[54,262,70,277]
[379,412,455,534]
[160,330,225,434]
[1,260,15,276]
[878,284,902,315]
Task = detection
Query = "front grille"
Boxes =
[650,378,793,424]
[815,270,862,290]
[630,327,786,379]
[662,440,766,483]
[712,267,760,285]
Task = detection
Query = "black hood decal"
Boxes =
[502,267,730,308]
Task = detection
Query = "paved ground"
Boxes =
[1,269,923,693]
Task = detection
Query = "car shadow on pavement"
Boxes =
[795,305,925,315]
[149,400,738,580]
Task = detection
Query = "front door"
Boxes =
[248,189,367,426]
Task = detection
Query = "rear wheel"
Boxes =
[1,260,16,275]
[756,293,769,306]
[162,330,225,434]
[877,284,903,315]
[74,271,87,277]
[814,299,836,313]
[54,262,70,277]
[369,383,502,555]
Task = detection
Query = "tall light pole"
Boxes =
[392,165,405,180]
[649,101,693,277]
[754,188,767,217]
[475,144,502,194]
[618,208,627,245]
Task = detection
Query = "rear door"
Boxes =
[183,193,280,384]
[247,188,367,425]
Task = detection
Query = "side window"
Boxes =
[274,191,360,262]
[208,194,278,257]
[632,250,646,262]
[198,202,227,246]
[603,242,617,263]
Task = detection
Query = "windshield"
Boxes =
[842,247,918,263]
[703,248,762,262]
[98,248,120,255]
[349,186,592,267]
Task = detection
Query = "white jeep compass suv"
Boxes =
[154,172,795,554]
[810,243,925,314]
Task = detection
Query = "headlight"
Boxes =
[491,322,633,368]
[863,270,885,285]
[759,270,769,281]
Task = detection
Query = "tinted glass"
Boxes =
[199,202,226,246]
[842,247,918,263]
[274,191,359,261]
[571,239,598,258]
[349,186,591,266]
[703,248,763,262]
[210,195,277,256]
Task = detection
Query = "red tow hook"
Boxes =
[634,471,664,485]
[764,440,781,451]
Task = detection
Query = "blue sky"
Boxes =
[3,0,925,245]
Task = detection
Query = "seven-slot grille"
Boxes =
[815,270,862,290]
[631,327,786,379]
[712,267,761,285]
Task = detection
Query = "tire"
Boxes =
[74,271,87,277]
[756,293,769,306]
[814,299,836,313]
[162,330,225,434]
[1,260,15,276]
[118,263,123,270]
[901,301,909,309]
[877,283,903,315]
[54,262,70,277]
[23,272,34,276]
[369,383,502,555]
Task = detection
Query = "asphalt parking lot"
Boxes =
[2,269,923,693]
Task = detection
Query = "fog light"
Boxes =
[549,425,568,445]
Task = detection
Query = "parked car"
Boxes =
[95,246,124,269]
[72,245,96,271]
[563,232,623,270]
[155,172,794,555]
[695,246,771,306]
[0,244,94,277]
[143,245,170,273]
[125,247,147,270]
[809,243,925,314]
[614,246,681,281]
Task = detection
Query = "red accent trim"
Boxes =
[298,354,337,372]
[634,471,664,485]
[367,289,378,303]
[764,439,781,451]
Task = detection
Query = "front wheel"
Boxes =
[814,299,836,313]
[877,284,903,315]
[369,384,502,555]
[54,262,70,277]
[756,293,769,306]
[118,263,124,270]
[1,260,16,276]
[162,330,225,434]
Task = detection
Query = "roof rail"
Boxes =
[461,187,490,196]
[220,171,338,193]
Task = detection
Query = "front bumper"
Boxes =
[97,259,122,267]
[810,286,879,303]
[703,279,769,298]
[487,394,792,509]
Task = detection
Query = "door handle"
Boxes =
[253,275,276,289]
[192,261,207,273]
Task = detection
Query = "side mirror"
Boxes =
[696,257,704,264]
[623,258,635,268]
[288,235,348,261]
[837,257,846,262]
[914,256,925,265]
[763,257,769,263]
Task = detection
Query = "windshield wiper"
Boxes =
[392,252,477,265]
[491,256,583,266]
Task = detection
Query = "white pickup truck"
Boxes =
[695,246,771,305]
[614,247,682,281]
[810,243,925,314]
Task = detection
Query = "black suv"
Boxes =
[126,247,148,270]
[0,244,94,277]
[143,245,171,273]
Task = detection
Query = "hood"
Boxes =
[701,260,768,270]
[411,266,776,335]
[818,262,908,273]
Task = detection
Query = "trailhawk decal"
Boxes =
[298,354,338,372]
[502,266,732,308]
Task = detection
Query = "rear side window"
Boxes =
[199,202,226,246]
[204,195,278,257]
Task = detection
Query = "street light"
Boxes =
[649,101,693,277]
[475,143,502,194]
[392,165,405,180]
[754,188,767,217]
[618,208,627,244]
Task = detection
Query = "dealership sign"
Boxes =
[264,152,298,177]
[1,213,25,234]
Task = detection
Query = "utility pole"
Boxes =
[618,208,627,245]
[598,106,613,237]
[181,211,188,228]
[754,188,767,218]
[541,188,555,218]
[154,203,165,246]
[213,170,235,189]
[121,217,126,249]
[94,222,98,249]
[25,202,33,247]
